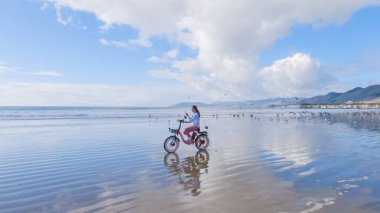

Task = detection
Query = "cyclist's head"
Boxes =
[192,105,200,117]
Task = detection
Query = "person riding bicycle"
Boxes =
[184,105,201,143]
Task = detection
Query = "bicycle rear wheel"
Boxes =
[195,134,209,150]
[164,136,179,153]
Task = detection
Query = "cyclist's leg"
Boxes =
[190,127,198,140]
[191,132,196,140]
[184,125,198,139]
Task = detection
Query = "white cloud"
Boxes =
[47,0,380,100]
[34,71,64,77]
[147,49,179,63]
[42,2,87,29]
[0,61,64,78]
[99,37,151,48]
[0,82,199,106]
[99,38,129,48]
[165,49,178,59]
[40,2,50,10]
[146,56,161,63]
[258,53,336,97]
[0,62,18,73]
[55,5,73,26]
[127,37,152,47]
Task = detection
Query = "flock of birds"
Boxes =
[156,110,380,125]
[163,110,380,132]
[203,110,380,124]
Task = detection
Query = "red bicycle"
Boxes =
[164,119,209,153]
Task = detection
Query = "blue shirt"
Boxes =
[188,112,200,127]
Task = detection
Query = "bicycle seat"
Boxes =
[196,128,207,134]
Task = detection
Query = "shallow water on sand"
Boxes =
[0,108,380,213]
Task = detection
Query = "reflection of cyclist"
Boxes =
[184,105,201,143]
[183,156,201,195]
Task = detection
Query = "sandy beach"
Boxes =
[0,107,379,213]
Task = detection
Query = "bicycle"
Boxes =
[164,119,209,153]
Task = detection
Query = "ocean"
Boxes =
[0,107,379,213]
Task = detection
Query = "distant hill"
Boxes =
[170,102,210,108]
[300,85,380,104]
[171,85,380,107]
[246,97,302,107]
[171,97,302,108]
[205,98,300,108]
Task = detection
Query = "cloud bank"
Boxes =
[41,0,380,104]
[258,53,335,97]
[0,83,194,106]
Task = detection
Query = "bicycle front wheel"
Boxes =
[164,136,179,153]
[164,152,180,166]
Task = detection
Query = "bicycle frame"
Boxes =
[170,120,200,144]
[170,120,192,144]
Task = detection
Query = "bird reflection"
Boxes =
[163,151,209,196]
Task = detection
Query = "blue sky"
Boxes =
[0,1,155,84]
[1,0,380,106]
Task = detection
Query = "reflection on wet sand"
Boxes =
[164,151,209,196]
[1,109,380,213]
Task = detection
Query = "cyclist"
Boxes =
[184,105,201,143]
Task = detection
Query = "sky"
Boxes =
[1,0,380,106]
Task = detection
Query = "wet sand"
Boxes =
[0,108,380,213]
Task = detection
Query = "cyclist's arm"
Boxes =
[187,113,198,123]
[185,114,194,123]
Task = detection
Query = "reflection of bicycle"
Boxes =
[164,151,210,166]
[163,151,210,196]
[194,150,209,165]
[164,119,209,153]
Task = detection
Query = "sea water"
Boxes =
[0,107,379,213]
